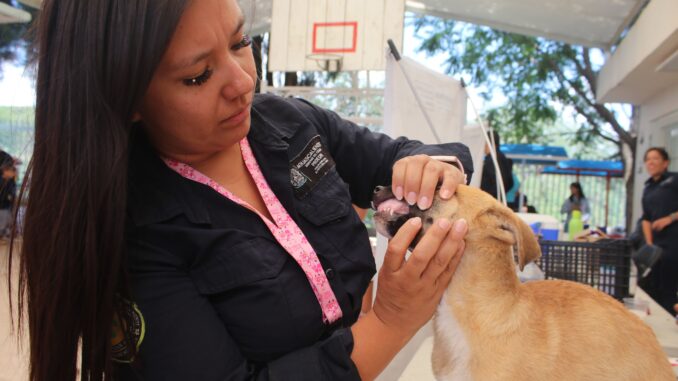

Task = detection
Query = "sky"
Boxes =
[0,61,35,107]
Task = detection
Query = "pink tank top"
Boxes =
[163,138,343,324]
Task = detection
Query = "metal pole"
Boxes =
[605,174,610,228]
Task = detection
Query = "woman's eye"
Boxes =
[183,67,213,86]
[232,34,252,50]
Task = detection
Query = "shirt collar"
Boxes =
[248,94,300,148]
[127,131,212,227]
[127,94,300,228]
[645,171,669,186]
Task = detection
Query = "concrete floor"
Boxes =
[0,242,29,381]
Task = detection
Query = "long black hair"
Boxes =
[9,0,189,379]
[569,182,586,201]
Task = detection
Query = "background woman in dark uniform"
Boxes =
[11,0,473,380]
[639,147,678,314]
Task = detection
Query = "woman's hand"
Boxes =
[651,216,673,231]
[391,155,465,210]
[372,216,467,335]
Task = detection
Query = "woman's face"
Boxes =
[644,150,669,178]
[570,185,578,196]
[136,0,256,163]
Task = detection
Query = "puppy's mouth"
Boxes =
[373,197,411,238]
[372,186,425,244]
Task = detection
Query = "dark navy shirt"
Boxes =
[117,94,473,380]
[642,171,678,252]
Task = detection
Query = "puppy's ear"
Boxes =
[511,212,542,271]
[480,207,542,271]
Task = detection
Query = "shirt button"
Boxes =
[325,268,335,280]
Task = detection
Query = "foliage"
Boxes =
[411,15,637,230]
[0,1,37,78]
[0,105,34,181]
[412,16,634,151]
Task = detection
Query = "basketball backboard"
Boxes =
[269,0,405,72]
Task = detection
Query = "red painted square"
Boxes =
[312,22,358,54]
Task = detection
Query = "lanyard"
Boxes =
[163,138,342,324]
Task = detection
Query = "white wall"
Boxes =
[632,85,678,223]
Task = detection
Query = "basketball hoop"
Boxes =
[305,53,343,73]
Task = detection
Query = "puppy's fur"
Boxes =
[373,185,674,381]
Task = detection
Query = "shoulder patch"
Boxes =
[111,297,145,363]
[290,135,335,198]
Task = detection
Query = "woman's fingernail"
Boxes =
[394,186,404,200]
[417,196,430,210]
[409,217,422,226]
[440,189,452,199]
[454,219,467,233]
[437,219,451,230]
[406,192,417,205]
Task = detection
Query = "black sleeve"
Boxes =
[480,154,494,196]
[641,188,650,222]
[118,239,360,381]
[288,97,474,208]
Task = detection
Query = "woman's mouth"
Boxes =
[222,106,250,125]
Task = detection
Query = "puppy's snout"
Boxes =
[372,186,396,210]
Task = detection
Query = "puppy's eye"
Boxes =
[425,217,434,225]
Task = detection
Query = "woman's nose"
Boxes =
[220,60,254,100]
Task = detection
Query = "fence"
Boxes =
[514,163,626,230]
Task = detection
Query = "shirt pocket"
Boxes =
[190,237,286,294]
[296,168,352,226]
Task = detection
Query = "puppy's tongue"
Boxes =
[377,198,409,215]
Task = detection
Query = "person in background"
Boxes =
[638,147,678,314]
[505,173,520,206]
[12,0,473,380]
[560,182,590,232]
[0,151,16,238]
[480,130,514,199]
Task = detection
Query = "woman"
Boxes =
[560,182,590,232]
[638,147,678,314]
[10,0,472,380]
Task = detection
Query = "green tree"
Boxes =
[0,1,36,78]
[413,16,637,231]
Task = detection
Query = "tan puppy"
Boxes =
[373,185,674,381]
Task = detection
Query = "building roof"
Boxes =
[234,0,646,49]
[13,0,647,50]
[0,2,31,24]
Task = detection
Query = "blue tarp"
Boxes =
[542,160,624,178]
[501,144,569,165]
[498,144,623,177]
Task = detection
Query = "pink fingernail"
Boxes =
[440,189,452,199]
[394,186,404,200]
[437,219,451,229]
[406,192,417,205]
[409,217,422,226]
[417,196,430,210]
[454,219,467,233]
